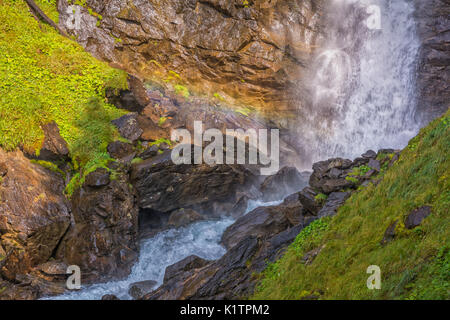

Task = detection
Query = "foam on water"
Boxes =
[49,199,281,300]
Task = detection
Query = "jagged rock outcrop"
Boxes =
[0,149,71,282]
[414,0,450,123]
[259,166,310,201]
[57,0,323,114]
[130,150,260,218]
[55,167,139,283]
[141,148,402,300]
[144,203,306,300]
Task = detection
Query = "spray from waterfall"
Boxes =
[295,0,421,169]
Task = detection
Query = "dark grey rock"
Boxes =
[129,280,158,299]
[107,141,135,161]
[404,206,432,229]
[317,192,351,218]
[361,150,377,159]
[138,145,159,160]
[298,187,320,215]
[163,255,209,283]
[111,113,143,142]
[84,168,110,187]
[381,220,398,245]
[368,159,381,172]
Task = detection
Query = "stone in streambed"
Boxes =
[129,280,158,299]
[102,294,120,300]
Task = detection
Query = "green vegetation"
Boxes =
[149,138,172,147]
[0,0,129,196]
[131,157,143,165]
[252,110,450,300]
[174,84,190,99]
[314,193,328,205]
[31,159,65,178]
[158,116,167,127]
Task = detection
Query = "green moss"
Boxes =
[314,193,328,205]
[30,160,65,178]
[213,92,225,102]
[158,116,167,127]
[131,157,143,165]
[149,138,172,147]
[174,84,190,99]
[345,176,359,184]
[0,0,128,196]
[252,110,450,300]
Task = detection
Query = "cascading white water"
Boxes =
[296,0,421,168]
[49,200,281,300]
[49,0,422,300]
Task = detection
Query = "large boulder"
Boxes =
[55,167,139,283]
[130,150,259,217]
[0,149,71,281]
[309,158,353,194]
[221,203,304,250]
[259,166,310,202]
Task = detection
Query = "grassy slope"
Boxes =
[0,0,128,194]
[252,110,450,300]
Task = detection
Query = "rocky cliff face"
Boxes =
[414,0,450,123]
[57,0,323,114]
[0,149,71,285]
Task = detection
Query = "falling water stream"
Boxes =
[51,0,421,300]
[295,0,421,168]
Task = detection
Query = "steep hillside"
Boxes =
[0,0,128,194]
[252,110,450,300]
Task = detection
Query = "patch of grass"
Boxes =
[0,0,128,195]
[252,110,450,300]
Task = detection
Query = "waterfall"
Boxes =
[295,0,421,168]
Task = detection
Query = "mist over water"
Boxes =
[295,0,421,169]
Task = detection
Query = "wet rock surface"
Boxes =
[131,150,259,217]
[129,280,158,300]
[140,149,401,300]
[414,0,450,123]
[260,166,310,202]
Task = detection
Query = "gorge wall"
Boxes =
[57,0,324,115]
